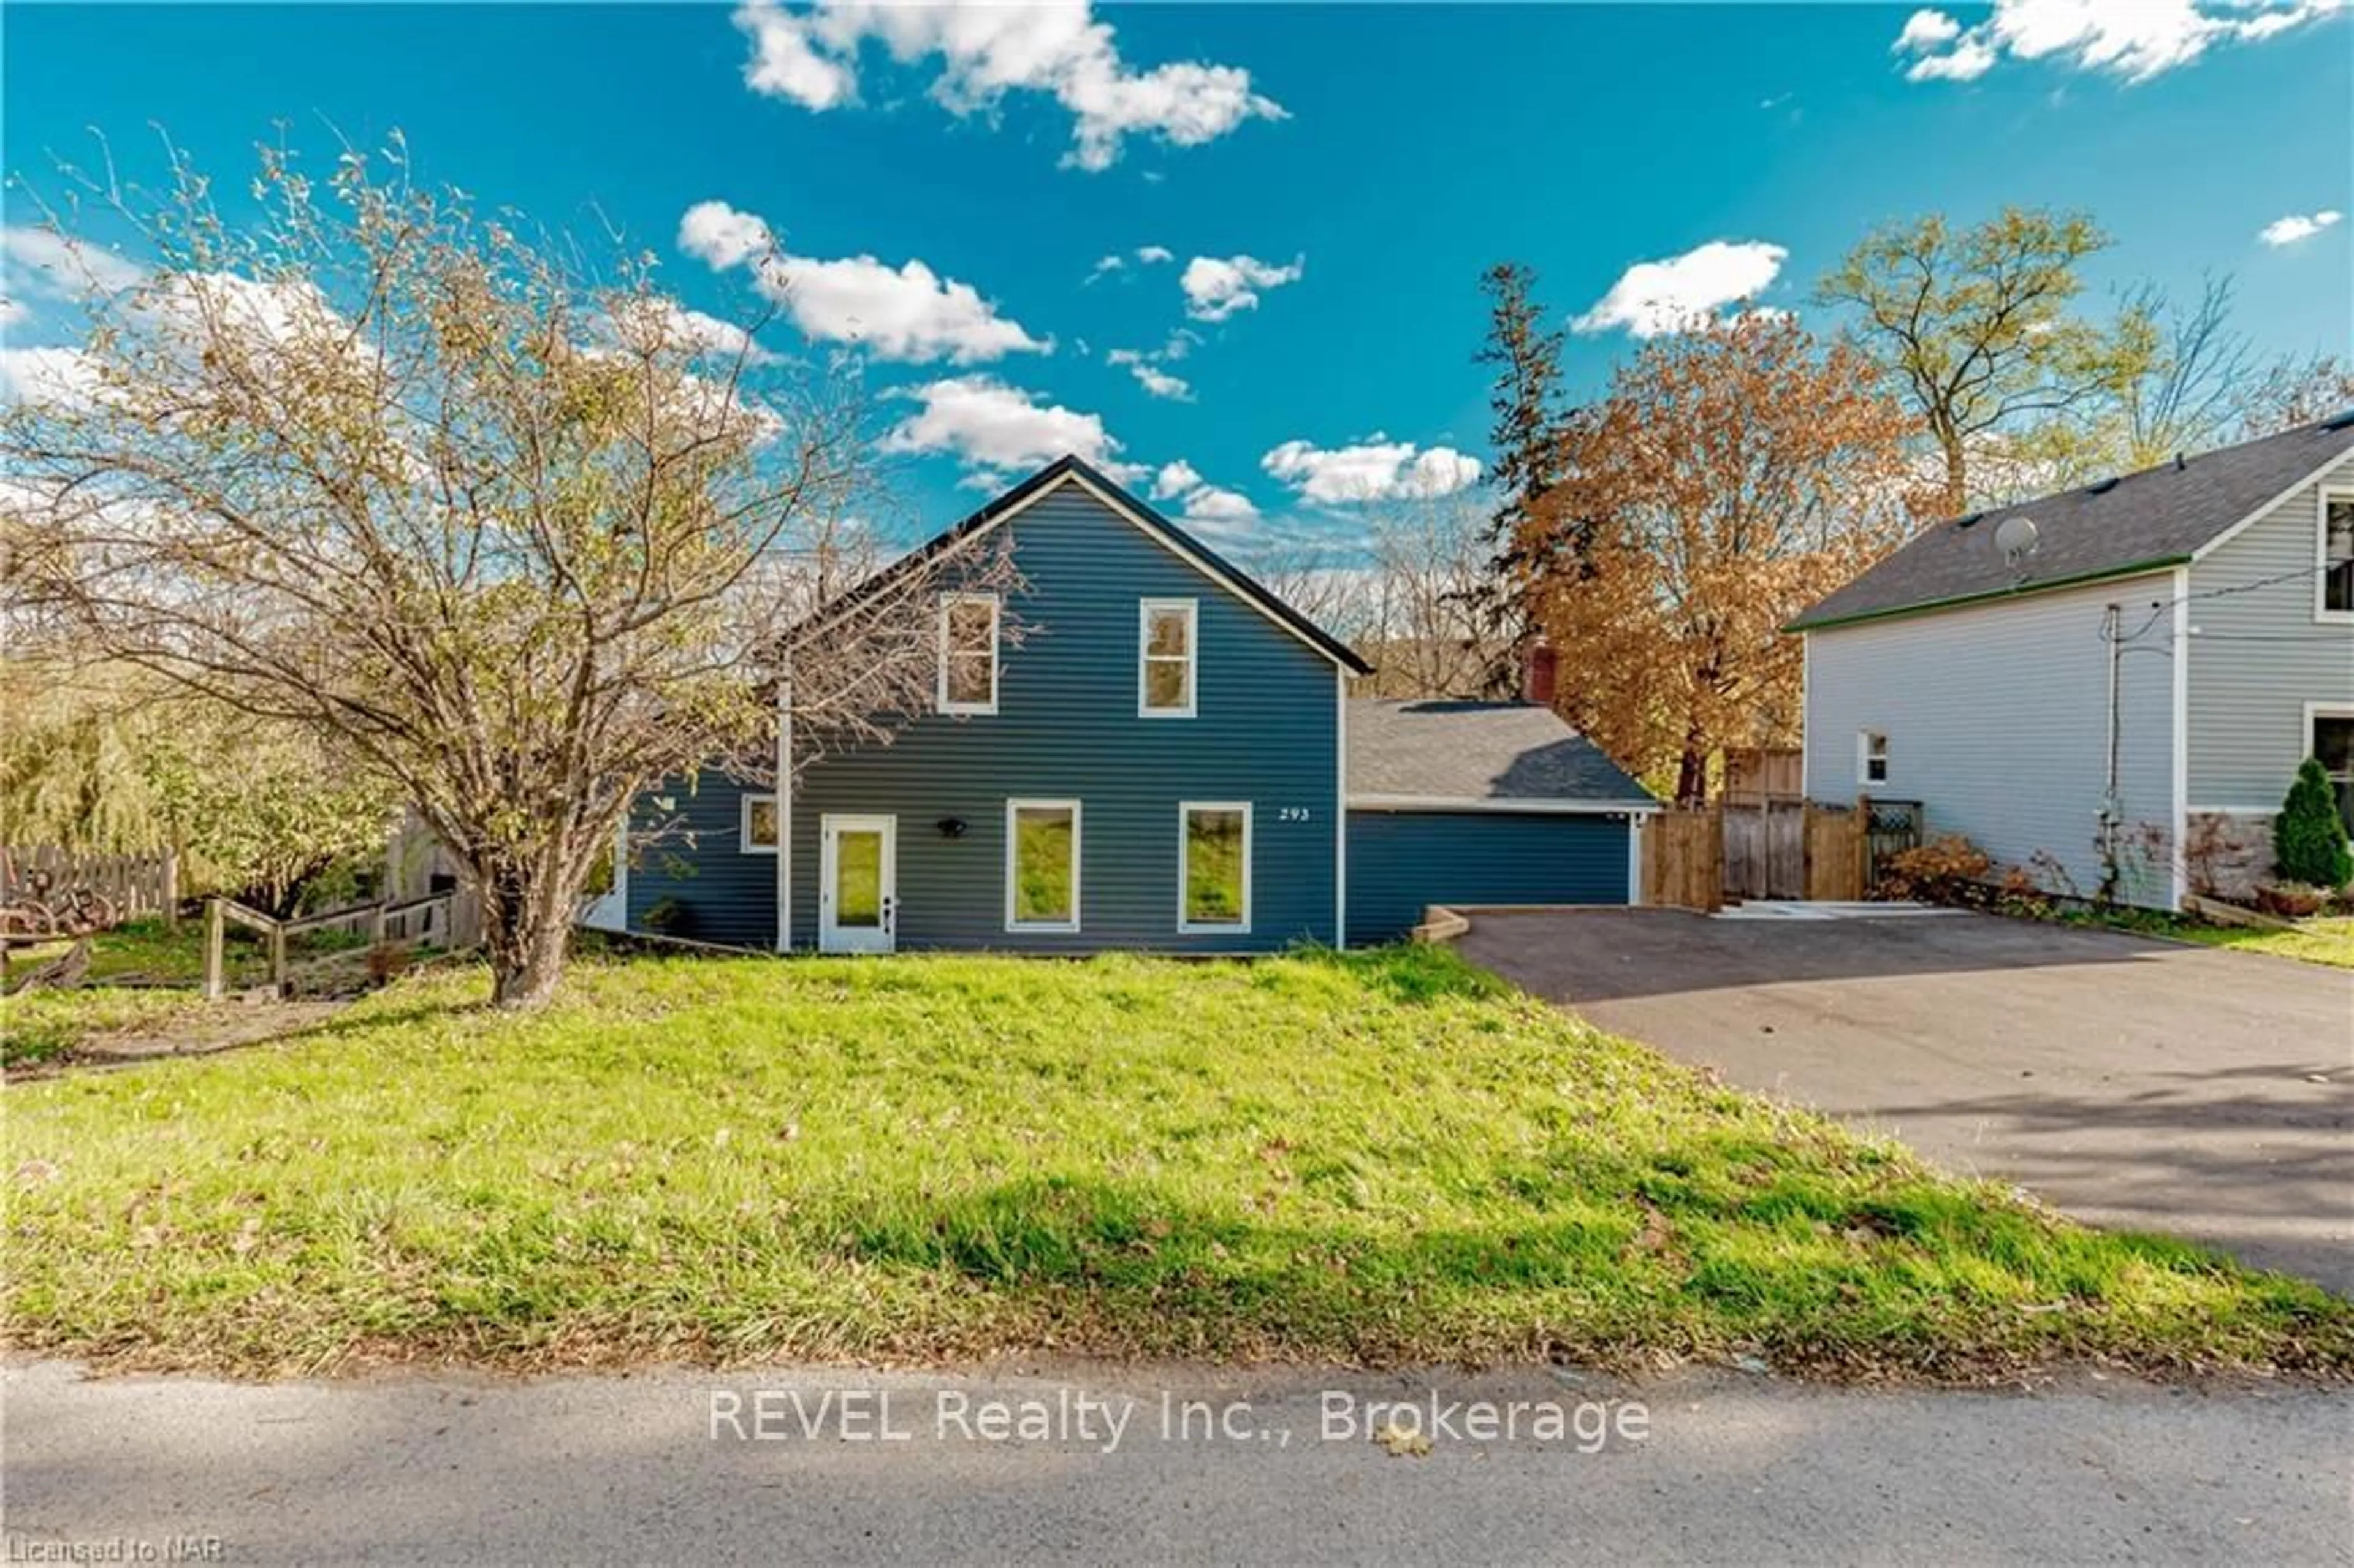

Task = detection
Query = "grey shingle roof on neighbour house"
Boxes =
[1789,414,2354,631]
[1348,700,1658,806]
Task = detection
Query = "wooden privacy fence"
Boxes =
[1644,809,1724,911]
[1,845,180,929]
[204,890,457,1000]
[1645,802,1870,910]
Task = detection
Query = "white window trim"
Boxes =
[2318,489,2354,624]
[2306,702,2354,773]
[937,592,1002,715]
[1178,800,1252,934]
[740,793,780,855]
[1138,598,1198,719]
[1004,798,1083,934]
[1856,729,1889,788]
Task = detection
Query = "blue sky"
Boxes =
[4,2,2349,552]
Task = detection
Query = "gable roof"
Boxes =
[803,455,1372,674]
[1789,414,2354,632]
[1348,700,1658,810]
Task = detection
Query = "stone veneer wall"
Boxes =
[2183,810,2276,902]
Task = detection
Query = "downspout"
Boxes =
[2100,603,2122,905]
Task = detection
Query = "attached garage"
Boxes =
[1346,701,1658,945]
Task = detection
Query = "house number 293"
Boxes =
[1277,807,1311,823]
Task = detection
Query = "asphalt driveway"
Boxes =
[1458,908,2354,1293]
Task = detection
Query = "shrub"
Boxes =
[2273,758,2353,891]
[1876,834,1992,904]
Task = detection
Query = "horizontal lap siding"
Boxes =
[2185,451,2354,808]
[1802,573,2176,906]
[791,488,1339,954]
[624,771,774,949]
[1345,811,1631,945]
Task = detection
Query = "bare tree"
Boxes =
[2238,351,2354,438]
[2,137,1002,1005]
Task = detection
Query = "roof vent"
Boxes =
[2323,408,2354,432]
[1953,511,1985,530]
[2085,476,2119,495]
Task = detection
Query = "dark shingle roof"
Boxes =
[1349,701,1656,806]
[796,455,1371,674]
[1789,416,2354,631]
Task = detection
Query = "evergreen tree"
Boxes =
[1468,263,1569,692]
[2273,757,2353,889]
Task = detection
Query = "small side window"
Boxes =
[2322,493,2353,617]
[939,593,1000,715]
[1179,802,1251,932]
[741,794,779,854]
[1857,731,1889,787]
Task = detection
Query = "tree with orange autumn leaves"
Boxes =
[1509,314,1930,805]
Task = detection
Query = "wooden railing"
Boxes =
[203,891,456,1000]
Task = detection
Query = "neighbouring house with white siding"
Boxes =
[1791,414,2354,909]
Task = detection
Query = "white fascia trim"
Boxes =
[1137,597,1198,719]
[931,470,1360,673]
[1334,667,1349,950]
[1004,798,1083,934]
[936,592,1001,716]
[1178,800,1252,935]
[2169,566,2189,911]
[1347,794,1663,816]
[2188,447,2354,564]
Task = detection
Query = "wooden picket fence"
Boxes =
[1,845,180,928]
[1644,802,1870,911]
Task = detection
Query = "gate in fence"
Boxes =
[1859,798,1925,889]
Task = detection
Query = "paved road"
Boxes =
[1460,908,2354,1291]
[5,1360,2350,1565]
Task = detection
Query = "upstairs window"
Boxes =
[939,593,1000,715]
[1857,730,1889,787]
[1139,599,1197,718]
[2323,493,2353,617]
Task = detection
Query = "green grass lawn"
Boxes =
[2066,910,2354,969]
[6,946,2348,1380]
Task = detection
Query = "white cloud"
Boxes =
[1149,460,1202,500]
[608,296,779,363]
[1,227,146,297]
[1127,363,1192,400]
[1181,254,1305,322]
[1086,245,1176,284]
[679,199,1045,364]
[1894,9,1964,50]
[1895,0,2345,86]
[1260,438,1482,504]
[731,0,1285,171]
[1085,253,1126,283]
[0,345,103,407]
[881,376,1130,481]
[1572,240,1788,338]
[2259,210,2344,246]
[1178,483,1257,523]
[1135,245,1174,265]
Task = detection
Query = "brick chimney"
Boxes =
[1522,643,1558,708]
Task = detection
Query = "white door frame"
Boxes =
[818,813,897,954]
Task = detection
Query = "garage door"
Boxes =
[1346,809,1634,945]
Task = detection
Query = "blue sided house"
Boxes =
[601,457,1657,954]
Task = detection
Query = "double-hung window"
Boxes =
[939,593,1000,715]
[740,794,779,854]
[1139,599,1197,718]
[1857,731,1889,787]
[2322,492,2353,619]
[1006,800,1081,932]
[2313,710,2354,834]
[1179,802,1251,933]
